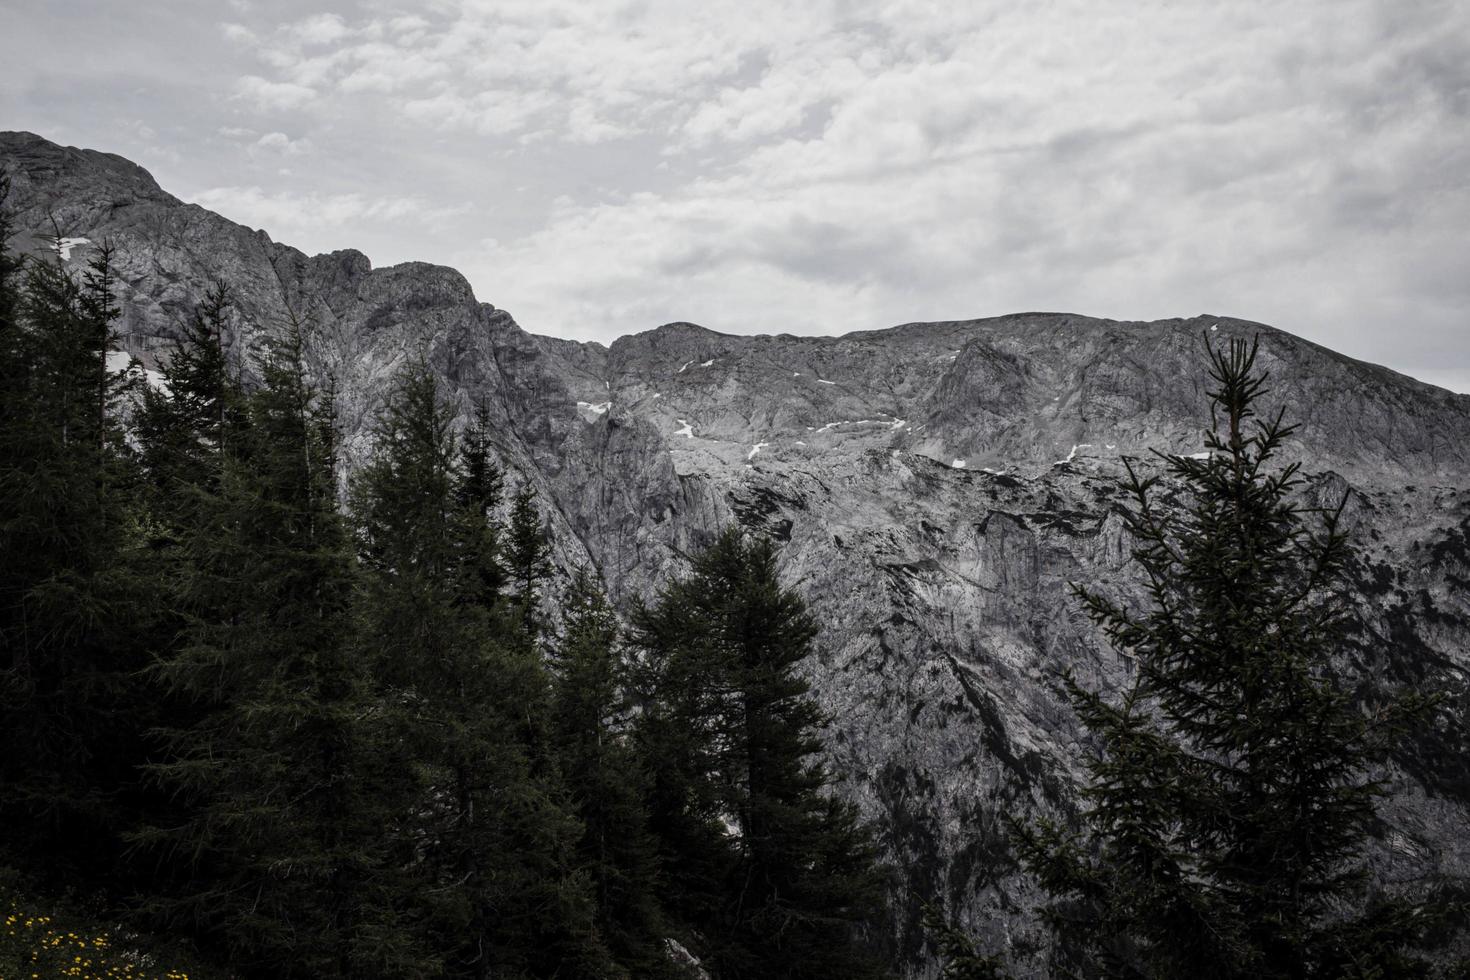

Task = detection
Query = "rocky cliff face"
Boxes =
[5,130,1469,975]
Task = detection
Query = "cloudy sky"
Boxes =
[4,0,1468,390]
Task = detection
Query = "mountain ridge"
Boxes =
[6,129,1462,405]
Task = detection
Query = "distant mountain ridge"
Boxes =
[5,129,1468,975]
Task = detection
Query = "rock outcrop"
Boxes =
[5,130,1468,975]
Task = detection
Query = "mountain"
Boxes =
[4,130,1468,974]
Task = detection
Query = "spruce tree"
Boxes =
[920,905,1008,980]
[0,239,147,883]
[1015,336,1442,979]
[139,326,411,979]
[128,280,244,784]
[550,571,674,977]
[506,483,553,636]
[451,398,507,613]
[0,173,27,390]
[351,360,612,979]
[633,528,892,979]
[133,279,239,532]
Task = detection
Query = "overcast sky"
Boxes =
[4,0,1468,390]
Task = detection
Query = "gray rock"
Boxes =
[5,130,1469,976]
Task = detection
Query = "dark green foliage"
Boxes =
[550,571,674,977]
[138,325,412,978]
[133,280,241,530]
[0,235,148,884]
[0,173,27,389]
[452,398,507,611]
[0,200,893,979]
[920,904,1008,980]
[352,360,613,979]
[1015,337,1444,979]
[506,483,553,635]
[633,528,892,979]
[127,283,245,842]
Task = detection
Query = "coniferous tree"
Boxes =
[0,238,146,883]
[452,398,507,612]
[128,282,243,788]
[0,173,27,393]
[550,571,674,978]
[506,484,553,636]
[1014,336,1443,979]
[139,326,410,979]
[133,280,239,532]
[920,905,1007,980]
[352,360,613,979]
[633,528,892,979]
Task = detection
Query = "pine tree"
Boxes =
[550,571,674,977]
[351,360,613,979]
[139,325,412,979]
[1015,336,1443,979]
[633,528,893,979]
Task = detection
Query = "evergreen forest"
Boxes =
[0,196,891,979]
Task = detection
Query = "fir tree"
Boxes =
[451,398,507,613]
[550,571,674,977]
[128,283,245,821]
[0,173,29,398]
[352,360,613,979]
[920,905,1008,980]
[1015,336,1443,979]
[139,326,412,979]
[0,239,147,884]
[505,483,553,636]
[133,279,240,534]
[633,528,893,979]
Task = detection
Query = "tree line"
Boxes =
[0,186,891,979]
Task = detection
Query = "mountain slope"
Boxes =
[5,130,1468,975]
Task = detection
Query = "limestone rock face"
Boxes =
[6,131,1470,975]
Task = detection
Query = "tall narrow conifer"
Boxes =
[139,326,408,979]
[0,239,144,883]
[633,528,892,979]
[506,484,554,637]
[352,360,613,979]
[550,571,673,977]
[1015,336,1444,978]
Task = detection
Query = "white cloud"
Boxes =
[189,186,468,241]
[427,0,1469,381]
[55,0,1463,385]
[253,131,311,155]
[221,21,255,44]
[296,13,349,47]
[233,75,316,111]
